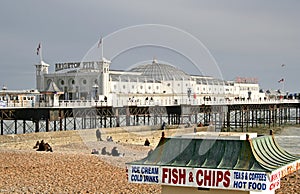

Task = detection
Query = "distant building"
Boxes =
[35,58,264,106]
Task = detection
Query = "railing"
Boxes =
[1,98,299,108]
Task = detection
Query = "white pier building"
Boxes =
[35,58,264,107]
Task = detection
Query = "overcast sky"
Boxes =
[1,0,299,92]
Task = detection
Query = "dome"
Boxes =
[130,60,191,81]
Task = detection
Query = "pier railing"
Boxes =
[2,98,299,108]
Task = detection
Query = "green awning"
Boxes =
[128,135,299,173]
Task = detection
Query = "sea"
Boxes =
[275,126,300,155]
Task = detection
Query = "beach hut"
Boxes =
[126,132,300,194]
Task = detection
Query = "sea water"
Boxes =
[275,127,300,155]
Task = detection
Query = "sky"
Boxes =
[0,0,299,92]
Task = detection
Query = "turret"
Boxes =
[98,57,111,97]
[35,60,50,91]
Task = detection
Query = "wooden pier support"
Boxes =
[0,102,299,135]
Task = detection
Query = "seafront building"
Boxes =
[34,58,264,107]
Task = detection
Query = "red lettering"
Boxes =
[271,172,280,182]
[162,168,169,183]
[178,169,186,184]
[172,168,178,184]
[196,170,203,186]
[212,170,215,186]
[216,171,223,187]
[204,170,212,186]
[223,171,230,187]
[162,168,187,185]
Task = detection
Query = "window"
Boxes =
[82,79,87,85]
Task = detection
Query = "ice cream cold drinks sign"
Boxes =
[127,165,280,192]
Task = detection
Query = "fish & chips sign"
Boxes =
[127,165,283,192]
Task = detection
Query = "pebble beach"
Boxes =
[0,127,299,193]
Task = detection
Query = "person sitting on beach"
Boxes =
[33,141,39,149]
[37,140,45,151]
[101,147,108,155]
[106,136,113,142]
[36,140,53,152]
[44,142,53,152]
[111,147,123,156]
[144,138,150,146]
[91,149,99,155]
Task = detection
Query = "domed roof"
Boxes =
[130,60,191,81]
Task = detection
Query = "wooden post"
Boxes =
[14,119,18,134]
[46,119,49,132]
[74,117,76,130]
[23,120,26,134]
[54,120,56,131]
[0,119,3,135]
[35,120,39,133]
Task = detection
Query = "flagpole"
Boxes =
[40,43,43,62]
[37,42,43,63]
[101,38,104,59]
[98,36,103,60]
[282,64,285,93]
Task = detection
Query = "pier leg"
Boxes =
[64,117,67,131]
[104,116,107,128]
[14,119,18,134]
[74,117,76,130]
[35,120,39,133]
[54,121,56,131]
[110,116,112,128]
[226,110,230,130]
[59,118,63,131]
[0,119,3,135]
[23,120,26,134]
[46,119,49,132]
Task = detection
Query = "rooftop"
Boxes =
[128,133,299,172]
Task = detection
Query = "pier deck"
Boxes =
[1,99,299,135]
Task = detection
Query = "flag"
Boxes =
[36,43,41,55]
[278,78,284,83]
[97,37,102,48]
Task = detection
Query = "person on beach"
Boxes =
[144,138,150,146]
[161,122,166,130]
[101,147,107,155]
[111,147,124,156]
[96,129,102,141]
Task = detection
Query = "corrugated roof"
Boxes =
[128,135,299,173]
[250,135,299,171]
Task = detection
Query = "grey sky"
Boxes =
[0,0,299,92]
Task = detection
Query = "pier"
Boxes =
[0,99,299,135]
